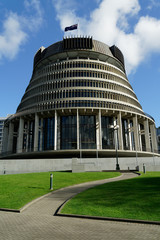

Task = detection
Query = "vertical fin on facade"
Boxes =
[63,36,93,50]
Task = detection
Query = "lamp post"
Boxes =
[114,125,120,170]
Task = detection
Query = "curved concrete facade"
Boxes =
[2,37,158,159]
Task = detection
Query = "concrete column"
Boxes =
[139,124,142,151]
[7,122,14,153]
[144,119,151,152]
[57,114,61,150]
[117,112,123,150]
[133,115,140,151]
[128,120,132,150]
[99,109,102,149]
[150,124,158,153]
[77,109,79,149]
[96,111,101,150]
[2,125,9,153]
[17,117,24,153]
[113,117,116,149]
[54,110,57,150]
[34,113,39,152]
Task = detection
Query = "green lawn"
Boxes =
[0,171,120,210]
[61,172,160,222]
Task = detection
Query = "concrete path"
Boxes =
[0,173,160,240]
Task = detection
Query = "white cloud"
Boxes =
[135,16,160,52]
[0,13,27,60]
[52,0,160,74]
[147,0,160,10]
[118,16,160,72]
[0,0,43,61]
[23,0,43,31]
[53,0,78,31]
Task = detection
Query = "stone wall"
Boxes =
[0,157,160,175]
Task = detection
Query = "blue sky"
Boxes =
[0,0,160,126]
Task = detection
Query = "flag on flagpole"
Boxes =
[65,24,78,32]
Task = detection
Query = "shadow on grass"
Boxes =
[27,186,46,190]
[62,175,160,221]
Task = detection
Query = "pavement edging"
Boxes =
[55,173,160,226]
[0,208,20,213]
[56,212,160,225]
[0,191,53,213]
[0,173,124,213]
[56,198,160,225]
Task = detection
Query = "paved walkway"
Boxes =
[0,173,160,240]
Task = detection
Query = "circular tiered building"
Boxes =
[2,37,158,160]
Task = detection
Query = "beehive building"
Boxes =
[2,37,158,160]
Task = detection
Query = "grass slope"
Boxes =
[61,172,160,222]
[0,171,120,209]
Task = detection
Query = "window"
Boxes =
[140,123,146,151]
[42,117,55,150]
[60,116,77,149]
[28,121,35,152]
[79,115,96,149]
[101,116,114,149]
[122,119,130,150]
